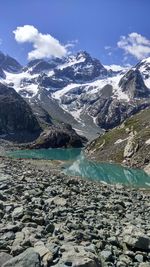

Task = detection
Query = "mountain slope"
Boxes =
[85,108,150,172]
[0,83,41,142]
[0,51,22,74]
[1,51,150,140]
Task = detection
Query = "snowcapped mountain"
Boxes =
[0,51,150,140]
[136,57,150,89]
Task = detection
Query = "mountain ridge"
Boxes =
[0,50,150,140]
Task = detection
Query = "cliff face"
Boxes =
[85,108,150,172]
[0,83,41,140]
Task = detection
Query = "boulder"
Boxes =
[0,252,12,266]
[122,225,150,252]
[58,244,101,267]
[2,248,41,267]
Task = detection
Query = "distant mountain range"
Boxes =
[0,50,150,140]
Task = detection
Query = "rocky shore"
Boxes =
[0,156,150,267]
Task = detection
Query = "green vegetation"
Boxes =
[86,108,150,168]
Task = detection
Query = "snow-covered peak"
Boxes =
[136,57,150,89]
[58,52,86,70]
[141,57,150,65]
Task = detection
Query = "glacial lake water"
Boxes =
[8,148,150,188]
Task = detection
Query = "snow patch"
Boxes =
[4,71,39,97]
[58,55,86,70]
[104,64,129,72]
[52,83,82,99]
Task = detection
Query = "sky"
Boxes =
[0,0,150,66]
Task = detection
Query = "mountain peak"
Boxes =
[76,51,90,59]
[0,51,22,73]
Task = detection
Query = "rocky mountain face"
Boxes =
[0,51,150,140]
[0,82,85,147]
[119,69,149,98]
[0,51,22,74]
[85,108,150,172]
[0,83,41,142]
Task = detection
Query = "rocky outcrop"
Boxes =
[89,95,150,130]
[0,67,5,79]
[26,57,64,74]
[0,51,22,73]
[119,69,150,98]
[0,83,41,141]
[29,123,86,148]
[0,157,150,266]
[123,131,139,158]
[85,108,150,170]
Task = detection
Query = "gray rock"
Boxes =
[1,231,15,241]
[123,225,150,251]
[139,264,150,267]
[0,252,12,266]
[123,131,138,158]
[12,206,24,219]
[58,244,100,267]
[100,250,113,262]
[45,223,55,234]
[135,253,144,262]
[2,248,41,267]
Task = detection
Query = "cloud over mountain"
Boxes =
[13,25,68,60]
[117,32,150,60]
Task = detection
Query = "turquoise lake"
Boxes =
[8,148,150,188]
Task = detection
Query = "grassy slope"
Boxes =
[85,108,150,169]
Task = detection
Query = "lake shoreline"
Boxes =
[0,155,150,266]
[4,144,150,189]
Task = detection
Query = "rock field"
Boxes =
[0,157,150,267]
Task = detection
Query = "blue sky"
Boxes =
[0,0,150,66]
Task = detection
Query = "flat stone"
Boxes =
[139,264,150,267]
[12,206,24,219]
[2,248,41,267]
[58,244,100,267]
[34,245,50,257]
[135,254,144,263]
[0,252,12,266]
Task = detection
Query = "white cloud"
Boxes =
[13,25,68,60]
[117,32,150,60]
[104,46,111,50]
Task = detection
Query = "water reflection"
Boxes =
[64,153,150,188]
[7,148,150,188]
